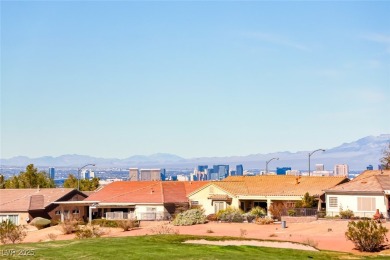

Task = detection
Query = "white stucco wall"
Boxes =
[134,204,167,220]
[326,193,387,218]
[188,184,239,215]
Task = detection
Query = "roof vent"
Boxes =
[295,177,300,185]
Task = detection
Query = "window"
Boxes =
[329,197,338,208]
[0,214,19,225]
[72,209,80,214]
[55,210,61,215]
[357,197,376,211]
[214,202,225,213]
[191,201,199,206]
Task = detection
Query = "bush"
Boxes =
[268,202,286,221]
[117,220,139,231]
[317,210,326,218]
[60,220,79,234]
[0,219,27,244]
[288,209,296,216]
[150,224,179,234]
[172,208,207,226]
[243,213,256,223]
[250,207,267,217]
[255,217,274,225]
[339,209,354,219]
[216,207,244,223]
[75,224,105,239]
[91,219,119,228]
[206,214,217,222]
[345,220,389,252]
[30,217,51,230]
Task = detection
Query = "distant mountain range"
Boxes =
[1,134,389,170]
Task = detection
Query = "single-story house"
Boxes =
[188,175,348,216]
[81,181,208,221]
[0,188,88,225]
[325,170,390,218]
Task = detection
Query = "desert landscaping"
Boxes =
[16,219,390,256]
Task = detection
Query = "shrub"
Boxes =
[288,209,296,216]
[345,220,389,252]
[150,224,179,234]
[30,217,51,230]
[47,233,58,241]
[172,208,207,226]
[243,213,256,223]
[75,224,105,239]
[60,220,79,234]
[0,219,27,244]
[91,219,119,227]
[250,207,267,218]
[268,202,286,221]
[240,228,247,238]
[317,210,326,218]
[206,214,217,222]
[339,209,354,219]
[255,217,274,225]
[216,207,244,223]
[117,220,139,231]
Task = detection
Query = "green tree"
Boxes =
[295,192,316,208]
[381,143,390,170]
[4,164,55,189]
[64,174,99,191]
[0,174,5,189]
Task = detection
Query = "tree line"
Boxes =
[0,164,99,191]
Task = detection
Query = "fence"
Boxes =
[105,211,170,221]
[281,208,318,217]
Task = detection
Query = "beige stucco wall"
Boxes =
[188,184,239,215]
[326,194,387,218]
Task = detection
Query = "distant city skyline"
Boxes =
[1,2,389,159]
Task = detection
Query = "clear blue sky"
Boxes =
[1,1,389,159]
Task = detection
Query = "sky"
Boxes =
[1,1,389,159]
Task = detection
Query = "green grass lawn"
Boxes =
[0,235,388,260]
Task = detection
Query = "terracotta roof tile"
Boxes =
[85,181,210,204]
[0,188,77,212]
[326,175,383,193]
[215,176,347,197]
[352,170,390,181]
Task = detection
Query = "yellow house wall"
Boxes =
[188,185,239,215]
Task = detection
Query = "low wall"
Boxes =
[281,216,317,223]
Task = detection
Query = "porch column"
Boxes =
[267,198,272,217]
[88,206,93,223]
[60,205,64,222]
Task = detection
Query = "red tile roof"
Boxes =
[352,170,390,181]
[84,181,209,204]
[326,174,390,193]
[0,188,78,212]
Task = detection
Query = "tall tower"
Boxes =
[129,168,139,181]
[48,167,55,179]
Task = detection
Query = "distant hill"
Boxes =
[1,134,389,170]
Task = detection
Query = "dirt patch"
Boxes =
[183,239,318,251]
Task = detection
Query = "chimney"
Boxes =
[295,178,299,185]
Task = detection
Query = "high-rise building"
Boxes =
[139,169,165,181]
[236,165,243,176]
[315,164,324,171]
[129,168,139,181]
[213,165,229,180]
[48,167,55,179]
[276,167,292,175]
[334,164,349,177]
[197,165,208,172]
[81,169,94,179]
